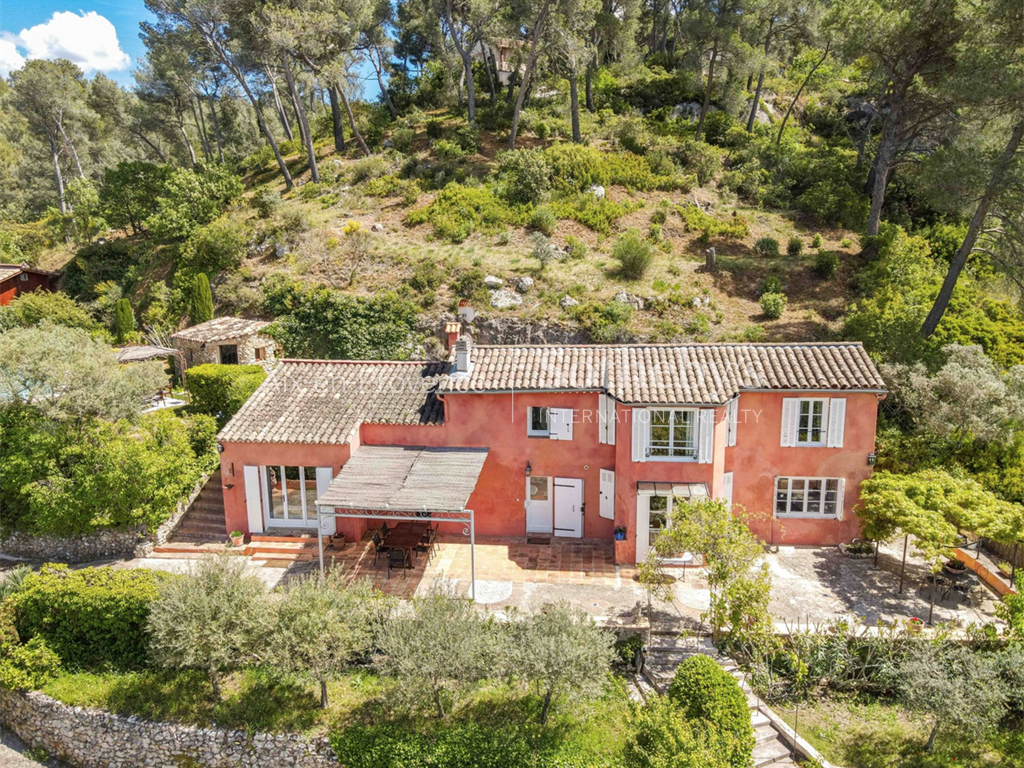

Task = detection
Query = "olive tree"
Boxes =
[147,555,271,699]
[269,573,391,707]
[506,602,614,723]
[899,642,1006,752]
[374,581,494,718]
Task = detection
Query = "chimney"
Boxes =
[454,334,473,374]
[445,320,462,351]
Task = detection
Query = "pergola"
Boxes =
[314,445,489,599]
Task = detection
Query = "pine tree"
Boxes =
[190,273,214,325]
[113,298,135,343]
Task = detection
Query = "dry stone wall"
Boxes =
[0,690,338,768]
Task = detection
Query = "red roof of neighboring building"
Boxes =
[0,263,59,282]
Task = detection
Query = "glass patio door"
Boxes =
[262,466,320,528]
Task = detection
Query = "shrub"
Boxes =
[615,633,644,666]
[551,195,641,235]
[544,144,610,193]
[405,183,521,243]
[409,259,444,292]
[179,216,249,277]
[754,236,780,258]
[497,149,551,205]
[426,119,444,139]
[676,140,724,186]
[530,234,558,269]
[190,273,214,324]
[667,655,754,764]
[812,251,839,278]
[433,139,466,160]
[187,364,267,423]
[0,637,62,691]
[613,230,654,280]
[390,127,414,153]
[350,156,388,184]
[787,237,803,256]
[147,164,242,240]
[250,189,281,219]
[759,275,784,296]
[812,233,822,248]
[624,696,735,768]
[113,298,135,342]
[568,301,634,342]
[759,292,787,319]
[0,291,100,333]
[677,205,748,240]
[7,564,164,669]
[564,235,588,260]
[531,205,558,235]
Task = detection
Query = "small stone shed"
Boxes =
[170,317,277,372]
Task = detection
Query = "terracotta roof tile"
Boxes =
[219,360,446,444]
[439,342,885,404]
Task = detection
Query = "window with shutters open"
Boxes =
[527,407,550,437]
[647,408,698,460]
[781,397,846,448]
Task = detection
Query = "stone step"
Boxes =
[176,521,227,534]
[251,534,318,543]
[249,552,315,562]
[184,507,225,519]
[246,543,320,555]
[752,737,791,767]
[754,724,778,744]
[170,533,229,544]
[751,711,771,729]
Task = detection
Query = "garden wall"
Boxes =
[0,690,338,768]
[0,471,212,564]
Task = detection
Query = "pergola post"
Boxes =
[468,510,476,601]
[898,534,909,594]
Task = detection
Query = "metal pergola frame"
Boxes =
[312,505,476,599]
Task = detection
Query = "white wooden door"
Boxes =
[526,476,553,533]
[599,469,615,520]
[553,477,584,538]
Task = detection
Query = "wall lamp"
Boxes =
[525,461,532,477]
[867,453,877,466]
[217,441,225,453]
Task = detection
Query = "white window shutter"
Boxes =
[315,467,334,500]
[780,398,799,447]
[726,399,738,447]
[599,469,615,519]
[607,399,616,445]
[836,478,846,520]
[697,409,714,464]
[827,398,846,448]
[598,395,616,446]
[721,471,734,507]
[631,408,648,463]
[243,466,264,534]
[549,408,573,441]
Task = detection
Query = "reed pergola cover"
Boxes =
[317,445,489,514]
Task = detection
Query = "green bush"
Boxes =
[544,144,610,193]
[786,237,803,257]
[7,565,164,669]
[250,189,281,219]
[364,174,419,202]
[812,251,839,278]
[666,655,753,767]
[0,291,101,333]
[676,140,724,186]
[187,364,267,423]
[178,216,249,278]
[351,157,389,184]
[497,149,551,205]
[754,236,780,258]
[405,183,522,243]
[531,206,558,235]
[391,127,414,153]
[551,195,641,235]
[812,233,822,248]
[758,276,784,296]
[568,301,634,343]
[433,139,467,160]
[677,205,749,241]
[0,637,62,691]
[613,230,654,280]
[759,292,787,319]
[623,696,736,768]
[113,298,135,343]
[615,634,644,666]
[426,119,445,139]
[564,235,588,261]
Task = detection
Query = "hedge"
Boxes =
[7,564,166,669]
[187,364,266,423]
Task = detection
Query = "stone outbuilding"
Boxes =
[170,317,277,371]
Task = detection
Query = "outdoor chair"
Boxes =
[372,532,390,565]
[387,548,409,579]
[380,522,390,540]
[416,527,438,562]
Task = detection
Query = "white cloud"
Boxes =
[5,11,130,76]
[0,37,27,78]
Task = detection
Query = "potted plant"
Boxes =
[331,532,346,550]
[998,561,1013,579]
[943,557,968,576]
[614,525,627,541]
[840,538,873,558]
[230,530,245,547]
[907,617,924,634]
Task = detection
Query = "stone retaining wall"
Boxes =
[0,471,213,564]
[0,690,338,768]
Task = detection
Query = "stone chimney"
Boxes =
[454,334,473,374]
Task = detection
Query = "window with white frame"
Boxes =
[262,465,320,525]
[648,409,697,459]
[774,476,843,518]
[528,407,550,436]
[796,399,827,445]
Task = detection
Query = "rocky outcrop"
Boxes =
[0,690,338,768]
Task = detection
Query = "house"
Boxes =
[0,263,59,306]
[216,336,886,564]
[170,317,278,372]
[471,39,525,86]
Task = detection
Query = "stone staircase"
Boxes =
[149,476,231,558]
[641,633,799,767]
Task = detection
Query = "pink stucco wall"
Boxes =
[219,387,881,563]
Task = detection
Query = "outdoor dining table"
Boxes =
[384,522,430,566]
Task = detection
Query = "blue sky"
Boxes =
[1,3,153,83]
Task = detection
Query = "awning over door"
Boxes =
[636,481,709,498]
[316,445,489,514]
